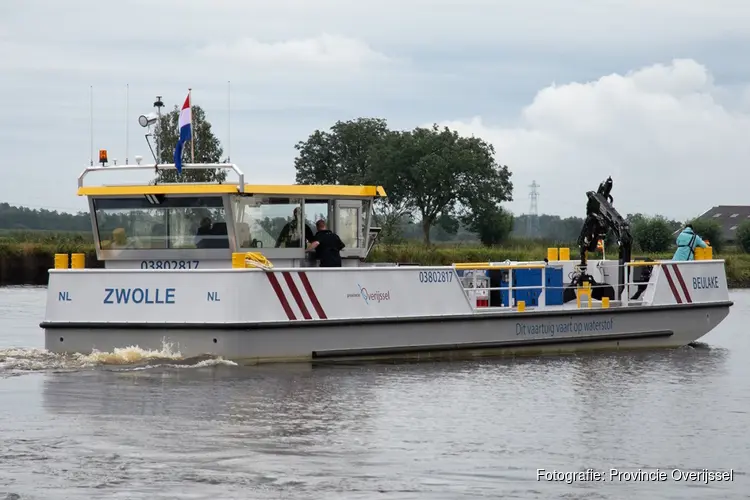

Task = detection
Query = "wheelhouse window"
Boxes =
[93,196,229,250]
[231,196,314,250]
[338,207,360,248]
[304,199,330,233]
[336,199,371,249]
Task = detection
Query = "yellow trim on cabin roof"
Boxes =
[77,185,236,196]
[77,184,387,198]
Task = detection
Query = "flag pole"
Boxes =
[188,87,195,163]
[89,85,93,166]
[125,83,129,165]
[227,80,231,162]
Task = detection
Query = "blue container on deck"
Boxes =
[513,268,542,306]
[510,266,564,306]
[545,266,564,306]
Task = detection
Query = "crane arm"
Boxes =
[567,176,633,300]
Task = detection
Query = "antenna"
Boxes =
[227,80,231,162]
[153,95,164,162]
[528,180,540,237]
[125,84,129,165]
[89,86,93,166]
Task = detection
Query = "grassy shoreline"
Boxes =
[1,240,749,288]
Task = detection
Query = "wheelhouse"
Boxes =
[77,163,386,269]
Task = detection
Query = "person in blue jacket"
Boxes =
[672,224,708,261]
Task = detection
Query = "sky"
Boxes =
[2,0,750,221]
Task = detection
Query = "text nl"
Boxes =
[692,276,719,290]
[103,287,176,304]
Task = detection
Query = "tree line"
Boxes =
[2,104,740,253]
[0,203,90,232]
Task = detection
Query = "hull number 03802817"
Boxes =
[140,260,200,270]
[419,270,454,283]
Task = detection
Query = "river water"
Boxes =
[0,286,748,499]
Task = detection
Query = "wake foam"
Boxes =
[0,341,237,376]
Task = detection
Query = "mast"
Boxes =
[189,87,195,163]
[227,80,231,162]
[89,86,93,166]
[125,84,129,165]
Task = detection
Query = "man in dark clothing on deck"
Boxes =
[275,207,315,248]
[306,219,345,267]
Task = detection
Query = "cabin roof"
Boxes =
[77,183,387,198]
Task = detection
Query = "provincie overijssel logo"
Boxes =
[346,284,391,304]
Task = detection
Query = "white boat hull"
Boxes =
[41,260,733,363]
[43,303,731,364]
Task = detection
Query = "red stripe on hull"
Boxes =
[670,264,692,303]
[298,272,327,319]
[266,272,296,320]
[282,272,312,319]
[661,266,682,304]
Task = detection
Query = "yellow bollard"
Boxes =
[602,296,610,309]
[231,252,246,268]
[54,253,69,269]
[517,300,526,312]
[70,253,85,269]
[547,248,559,261]
[559,247,570,260]
[577,282,592,309]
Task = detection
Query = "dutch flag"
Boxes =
[173,93,191,175]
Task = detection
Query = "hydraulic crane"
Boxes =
[564,176,633,302]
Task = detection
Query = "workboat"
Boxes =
[41,161,733,363]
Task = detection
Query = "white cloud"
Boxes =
[0,34,395,82]
[7,0,750,51]
[436,59,750,220]
[2,1,750,218]
[196,34,392,68]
